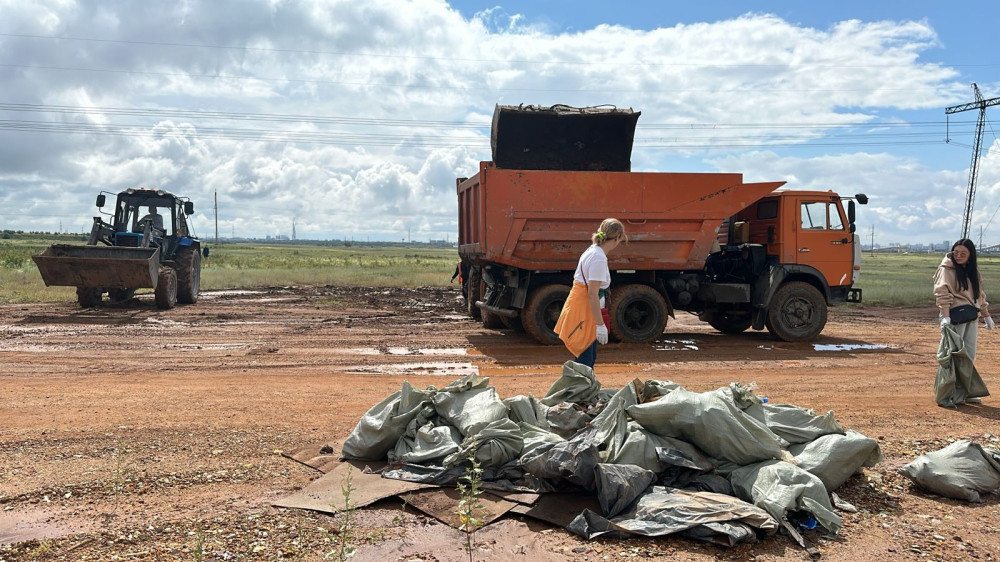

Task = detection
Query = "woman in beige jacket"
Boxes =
[933,239,994,402]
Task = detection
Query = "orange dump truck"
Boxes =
[457,105,867,344]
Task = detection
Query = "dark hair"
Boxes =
[950,238,980,299]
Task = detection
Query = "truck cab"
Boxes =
[708,190,865,340]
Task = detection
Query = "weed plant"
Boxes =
[456,442,485,562]
[328,465,357,561]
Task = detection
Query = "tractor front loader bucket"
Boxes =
[32,245,161,289]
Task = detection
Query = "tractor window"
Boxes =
[129,204,171,235]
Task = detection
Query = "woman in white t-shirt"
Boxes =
[554,218,627,369]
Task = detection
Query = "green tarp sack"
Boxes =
[934,324,990,407]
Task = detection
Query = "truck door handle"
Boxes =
[798,248,810,252]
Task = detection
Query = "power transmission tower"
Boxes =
[945,83,1000,240]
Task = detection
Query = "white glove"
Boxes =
[596,325,609,345]
[986,316,995,330]
[940,316,951,328]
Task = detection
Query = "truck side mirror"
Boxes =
[848,201,856,224]
[96,194,106,207]
[855,193,868,205]
[184,201,195,215]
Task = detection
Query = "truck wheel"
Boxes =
[767,282,827,342]
[467,267,482,320]
[76,287,102,308]
[608,284,668,343]
[154,267,178,310]
[176,246,201,304]
[522,284,569,345]
[705,310,753,334]
[501,314,524,332]
[108,288,136,302]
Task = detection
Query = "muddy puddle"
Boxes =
[653,338,700,351]
[0,508,96,545]
[343,362,479,377]
[813,343,893,351]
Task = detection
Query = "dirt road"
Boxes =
[1,286,998,561]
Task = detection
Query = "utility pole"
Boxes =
[945,83,1000,240]
[870,224,875,256]
[214,191,219,244]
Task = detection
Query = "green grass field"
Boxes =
[1,235,996,308]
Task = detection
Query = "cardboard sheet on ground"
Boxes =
[281,441,343,474]
[275,443,535,527]
[273,460,439,513]
[508,493,603,528]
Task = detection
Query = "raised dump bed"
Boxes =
[32,245,161,289]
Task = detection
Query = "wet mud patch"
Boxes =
[342,362,479,377]
[0,508,96,545]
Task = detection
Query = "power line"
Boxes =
[4,32,999,69]
[0,102,985,131]
[3,62,976,94]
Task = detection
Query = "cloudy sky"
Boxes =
[1,0,998,246]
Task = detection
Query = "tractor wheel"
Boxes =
[467,267,482,320]
[154,267,178,310]
[522,284,569,346]
[108,288,136,302]
[766,282,827,342]
[76,287,102,308]
[608,284,668,343]
[705,310,753,334]
[176,246,201,304]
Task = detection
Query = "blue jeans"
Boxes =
[575,340,598,369]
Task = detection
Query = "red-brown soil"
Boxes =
[1,286,998,561]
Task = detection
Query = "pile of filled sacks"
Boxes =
[341,361,882,547]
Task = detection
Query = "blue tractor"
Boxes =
[33,187,208,309]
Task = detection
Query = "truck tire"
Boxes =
[705,310,753,334]
[500,314,524,332]
[522,284,569,346]
[154,267,178,310]
[108,288,136,302]
[176,246,201,304]
[76,287,102,308]
[766,281,827,342]
[467,267,482,320]
[608,284,668,343]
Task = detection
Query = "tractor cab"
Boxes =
[92,188,196,257]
